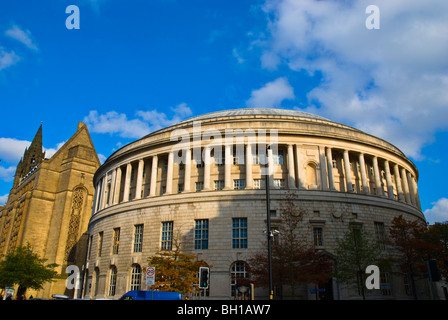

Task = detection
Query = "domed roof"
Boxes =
[179,108,328,123]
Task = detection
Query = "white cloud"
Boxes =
[232,48,246,64]
[0,194,9,205]
[84,103,193,139]
[258,0,448,159]
[0,166,15,182]
[83,110,150,139]
[5,25,38,51]
[246,77,295,108]
[98,154,107,164]
[424,198,448,224]
[44,141,66,159]
[0,47,20,71]
[0,137,31,163]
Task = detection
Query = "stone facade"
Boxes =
[85,109,426,300]
[0,122,101,298]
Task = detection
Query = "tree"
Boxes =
[298,248,334,299]
[147,249,210,295]
[0,243,58,298]
[248,191,333,299]
[389,215,446,299]
[427,221,448,279]
[333,222,382,300]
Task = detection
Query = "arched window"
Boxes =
[130,264,142,291]
[109,266,117,297]
[65,186,86,262]
[306,162,318,189]
[230,261,249,297]
[94,267,100,297]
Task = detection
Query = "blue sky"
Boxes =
[0,0,447,224]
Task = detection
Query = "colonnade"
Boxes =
[93,143,421,214]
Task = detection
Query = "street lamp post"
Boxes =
[265,146,273,300]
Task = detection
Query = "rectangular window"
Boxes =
[161,221,173,250]
[252,154,267,165]
[233,179,246,190]
[233,154,244,165]
[196,160,204,168]
[112,228,120,255]
[380,272,392,296]
[313,227,323,247]
[194,219,209,250]
[214,154,224,166]
[88,235,93,259]
[195,181,204,191]
[214,180,224,190]
[133,224,144,253]
[97,231,103,257]
[178,183,184,193]
[232,218,248,249]
[273,154,284,165]
[273,179,285,189]
[253,179,265,189]
[374,222,386,250]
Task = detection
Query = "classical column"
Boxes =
[372,156,383,196]
[123,162,132,202]
[113,166,122,204]
[287,144,296,189]
[406,171,416,206]
[358,153,369,194]
[245,144,253,189]
[135,159,144,199]
[150,155,158,197]
[343,150,353,192]
[400,167,411,204]
[384,160,394,199]
[109,169,116,205]
[165,151,174,194]
[203,147,211,191]
[93,181,101,213]
[411,176,421,209]
[143,159,151,197]
[393,164,405,201]
[318,146,328,190]
[224,143,232,190]
[295,144,306,189]
[326,147,336,190]
[184,148,191,192]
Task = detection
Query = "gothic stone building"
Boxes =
[0,122,101,298]
[85,108,427,300]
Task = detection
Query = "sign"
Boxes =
[309,288,326,294]
[146,266,155,286]
[3,287,14,300]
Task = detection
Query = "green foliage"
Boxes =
[0,243,58,293]
[333,223,382,299]
[147,250,210,295]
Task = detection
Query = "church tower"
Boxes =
[12,124,46,188]
[0,122,101,299]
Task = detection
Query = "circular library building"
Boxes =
[83,108,425,300]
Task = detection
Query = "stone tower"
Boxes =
[12,124,46,188]
[0,122,101,299]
